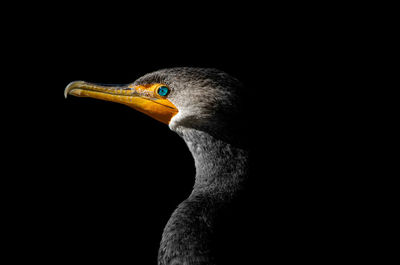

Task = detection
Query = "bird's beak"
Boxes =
[64,81,178,124]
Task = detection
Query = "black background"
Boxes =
[4,3,358,264]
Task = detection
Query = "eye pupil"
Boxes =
[157,86,169,96]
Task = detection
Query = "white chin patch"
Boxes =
[169,111,196,137]
[168,111,183,132]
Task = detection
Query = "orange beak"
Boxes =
[64,81,178,124]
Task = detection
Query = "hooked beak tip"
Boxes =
[64,81,87,99]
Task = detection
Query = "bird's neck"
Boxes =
[158,128,249,265]
[182,129,249,195]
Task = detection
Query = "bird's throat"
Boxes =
[182,129,249,192]
[158,128,249,265]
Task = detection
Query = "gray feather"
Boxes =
[135,68,249,265]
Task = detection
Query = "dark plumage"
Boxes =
[134,68,248,148]
[134,68,250,265]
[66,67,251,265]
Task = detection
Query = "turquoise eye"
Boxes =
[157,86,169,97]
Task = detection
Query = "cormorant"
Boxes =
[65,67,250,265]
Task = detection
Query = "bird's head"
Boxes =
[65,67,247,146]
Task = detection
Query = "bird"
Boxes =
[64,67,252,265]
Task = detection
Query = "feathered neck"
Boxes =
[181,129,249,193]
[158,128,249,265]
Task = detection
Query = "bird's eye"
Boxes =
[157,86,170,97]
